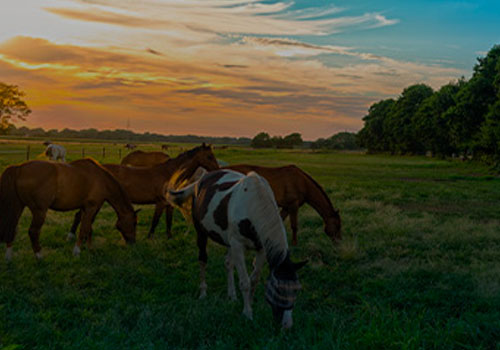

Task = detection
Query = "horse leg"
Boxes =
[147,203,164,239]
[249,249,266,302]
[225,249,236,301]
[197,231,208,299]
[28,209,47,259]
[73,207,97,256]
[165,205,174,239]
[4,203,25,262]
[68,210,82,241]
[231,243,252,320]
[86,210,100,249]
[289,204,300,246]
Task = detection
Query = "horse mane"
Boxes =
[243,172,288,268]
[292,165,336,214]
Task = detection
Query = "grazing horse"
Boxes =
[168,169,307,328]
[224,164,341,245]
[45,143,67,162]
[125,143,137,150]
[0,159,137,260]
[161,144,169,151]
[70,144,219,239]
[121,150,170,167]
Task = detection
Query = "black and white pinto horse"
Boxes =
[168,169,306,328]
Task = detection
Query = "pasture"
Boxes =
[1,140,500,349]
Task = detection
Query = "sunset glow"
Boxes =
[1,0,498,139]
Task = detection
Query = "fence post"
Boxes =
[102,147,106,159]
[82,148,85,158]
[26,145,30,160]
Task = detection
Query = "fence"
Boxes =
[0,145,125,164]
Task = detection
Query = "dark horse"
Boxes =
[0,159,137,260]
[225,164,341,245]
[70,144,219,239]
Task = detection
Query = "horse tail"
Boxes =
[0,166,23,243]
[167,181,198,207]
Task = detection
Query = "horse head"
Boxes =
[115,209,139,244]
[266,254,307,329]
[325,210,341,243]
[192,143,220,171]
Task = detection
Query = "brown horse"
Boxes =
[224,164,341,245]
[121,150,170,167]
[70,144,220,239]
[0,159,137,260]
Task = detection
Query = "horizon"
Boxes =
[1,1,499,139]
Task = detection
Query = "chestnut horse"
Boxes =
[121,150,170,167]
[0,159,137,260]
[224,164,341,245]
[70,144,219,239]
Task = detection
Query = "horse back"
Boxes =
[224,164,307,206]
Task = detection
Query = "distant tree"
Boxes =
[271,135,286,148]
[283,132,303,148]
[0,83,31,131]
[448,45,500,156]
[413,81,463,157]
[312,132,359,150]
[357,99,395,152]
[251,132,272,148]
[386,84,434,154]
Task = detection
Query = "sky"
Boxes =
[0,1,499,140]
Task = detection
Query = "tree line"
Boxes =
[357,45,500,166]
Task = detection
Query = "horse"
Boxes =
[125,143,137,150]
[161,144,169,151]
[224,164,341,245]
[69,144,220,239]
[167,169,307,328]
[45,143,67,162]
[0,159,137,260]
[121,150,170,167]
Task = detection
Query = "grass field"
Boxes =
[1,140,500,349]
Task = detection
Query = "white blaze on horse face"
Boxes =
[282,309,293,329]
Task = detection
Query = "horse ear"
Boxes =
[293,260,308,271]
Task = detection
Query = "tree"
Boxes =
[283,133,303,148]
[251,132,272,148]
[357,99,395,152]
[413,81,463,157]
[0,83,31,131]
[386,84,434,154]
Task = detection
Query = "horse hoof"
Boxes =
[67,233,76,241]
[199,291,207,299]
[35,251,43,260]
[242,310,253,320]
[73,245,81,256]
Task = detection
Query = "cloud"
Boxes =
[45,1,398,36]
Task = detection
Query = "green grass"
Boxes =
[1,140,500,349]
